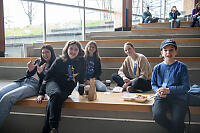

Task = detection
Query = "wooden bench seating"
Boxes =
[1,57,200,115]
[137,21,192,26]
[28,46,200,57]
[0,56,198,67]
[15,91,200,115]
[43,38,200,46]
[131,27,200,32]
[101,57,200,62]
[0,57,200,83]
[132,21,193,30]
[1,57,199,62]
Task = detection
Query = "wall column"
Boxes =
[184,0,195,15]
[113,0,132,31]
[0,0,5,57]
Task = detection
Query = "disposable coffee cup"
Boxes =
[84,85,90,95]
[105,80,111,87]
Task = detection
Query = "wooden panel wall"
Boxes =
[184,0,195,15]
[113,0,132,30]
[0,0,5,57]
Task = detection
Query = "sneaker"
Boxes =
[49,128,58,133]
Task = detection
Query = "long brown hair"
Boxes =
[84,41,100,66]
[61,40,84,61]
[195,2,200,11]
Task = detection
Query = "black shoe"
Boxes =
[49,128,58,133]
[127,86,143,93]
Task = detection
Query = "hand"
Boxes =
[36,95,45,104]
[157,87,170,98]
[27,60,36,72]
[122,80,132,90]
[123,77,130,83]
[36,63,46,74]
[122,83,129,90]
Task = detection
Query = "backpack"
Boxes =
[188,84,200,106]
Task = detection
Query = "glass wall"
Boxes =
[45,4,83,41]
[85,10,113,33]
[3,0,114,57]
[47,0,84,6]
[86,0,112,9]
[4,0,43,57]
[132,0,184,25]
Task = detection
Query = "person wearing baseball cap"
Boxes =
[152,39,190,133]
[160,39,177,50]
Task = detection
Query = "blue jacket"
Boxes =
[151,61,190,101]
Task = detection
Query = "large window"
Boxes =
[85,9,113,33]
[132,0,184,25]
[4,0,43,57]
[46,4,83,41]
[3,0,114,57]
[47,0,84,6]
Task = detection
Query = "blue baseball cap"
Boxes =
[160,39,177,50]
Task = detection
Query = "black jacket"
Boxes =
[169,10,181,20]
[39,57,86,95]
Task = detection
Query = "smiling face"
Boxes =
[124,44,135,56]
[68,44,79,59]
[161,44,177,63]
[41,48,51,63]
[87,43,96,56]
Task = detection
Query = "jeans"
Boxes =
[0,77,39,127]
[144,16,152,23]
[74,80,106,92]
[191,16,200,27]
[96,80,106,92]
[170,19,180,28]
[42,81,73,133]
[112,73,152,92]
[144,16,159,23]
[152,96,187,133]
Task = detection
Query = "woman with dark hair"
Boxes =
[36,40,85,133]
[191,2,200,27]
[0,44,56,127]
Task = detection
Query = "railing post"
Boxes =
[43,0,47,42]
[82,0,86,41]
[0,0,5,57]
